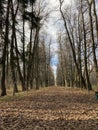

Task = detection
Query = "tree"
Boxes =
[59,0,86,89]
[80,0,92,90]
[1,0,10,96]
[87,0,98,88]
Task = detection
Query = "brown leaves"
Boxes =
[0,87,98,130]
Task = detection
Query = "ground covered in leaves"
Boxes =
[0,87,98,130]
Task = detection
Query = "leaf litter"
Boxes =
[0,87,98,130]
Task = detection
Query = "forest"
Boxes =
[0,0,98,96]
[0,0,98,129]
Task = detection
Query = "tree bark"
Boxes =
[1,0,10,96]
[10,0,18,94]
[87,0,98,88]
[81,0,92,90]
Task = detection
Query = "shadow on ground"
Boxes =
[0,115,98,130]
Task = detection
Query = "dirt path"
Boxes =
[0,87,98,130]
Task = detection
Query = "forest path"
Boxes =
[0,87,98,130]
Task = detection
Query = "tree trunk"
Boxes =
[35,27,40,90]
[1,0,10,96]
[10,1,18,94]
[88,0,98,88]
[26,25,33,89]
[22,2,26,91]
[81,0,92,90]
[88,1,97,68]
[92,0,98,41]
[58,36,66,86]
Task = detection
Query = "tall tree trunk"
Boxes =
[81,0,92,90]
[92,0,98,41]
[35,27,40,90]
[88,0,98,87]
[1,0,10,96]
[42,42,47,87]
[22,6,26,91]
[6,38,9,88]
[58,36,66,86]
[26,21,33,89]
[77,13,82,88]
[26,30,36,89]
[92,0,98,86]
[10,35,18,94]
[87,1,98,85]
[10,0,18,94]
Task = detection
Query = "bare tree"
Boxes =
[58,0,86,88]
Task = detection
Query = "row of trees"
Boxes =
[0,0,54,96]
[56,0,98,90]
[1,0,98,96]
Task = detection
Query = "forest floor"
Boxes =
[0,86,98,130]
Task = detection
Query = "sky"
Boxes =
[48,0,98,78]
[47,0,72,77]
